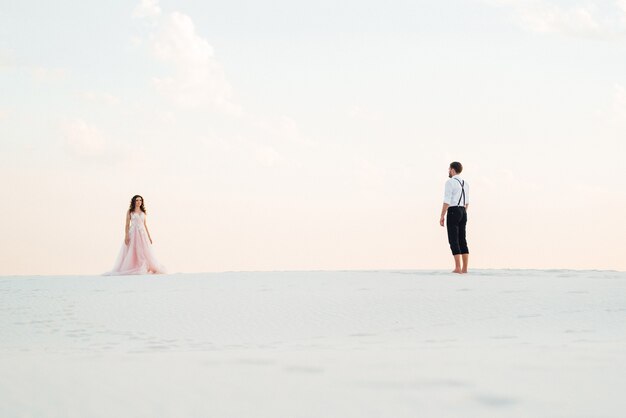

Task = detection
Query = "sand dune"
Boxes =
[1,270,625,417]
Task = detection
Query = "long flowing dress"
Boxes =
[104,211,166,275]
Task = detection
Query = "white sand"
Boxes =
[1,269,625,418]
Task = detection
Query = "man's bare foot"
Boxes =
[461,270,468,274]
[452,269,462,274]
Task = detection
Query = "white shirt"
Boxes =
[443,175,469,207]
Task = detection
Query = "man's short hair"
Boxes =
[450,161,463,174]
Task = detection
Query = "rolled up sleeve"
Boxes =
[443,181,453,205]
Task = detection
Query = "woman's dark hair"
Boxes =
[450,161,463,174]
[128,195,147,214]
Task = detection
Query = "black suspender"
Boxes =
[455,179,465,206]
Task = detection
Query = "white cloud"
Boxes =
[487,0,626,38]
[134,4,240,114]
[130,0,315,166]
[133,0,161,19]
[521,4,600,35]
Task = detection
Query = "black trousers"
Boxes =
[446,206,469,255]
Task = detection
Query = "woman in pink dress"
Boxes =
[104,195,166,275]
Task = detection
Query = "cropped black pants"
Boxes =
[446,206,469,255]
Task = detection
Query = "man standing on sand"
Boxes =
[440,161,470,274]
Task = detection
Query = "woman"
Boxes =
[104,195,166,275]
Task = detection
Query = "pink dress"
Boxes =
[104,211,166,275]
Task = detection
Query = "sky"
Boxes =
[1,0,625,275]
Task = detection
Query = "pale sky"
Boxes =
[1,0,625,275]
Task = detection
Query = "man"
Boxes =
[439,161,469,274]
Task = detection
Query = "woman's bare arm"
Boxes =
[144,215,153,244]
[124,211,130,245]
